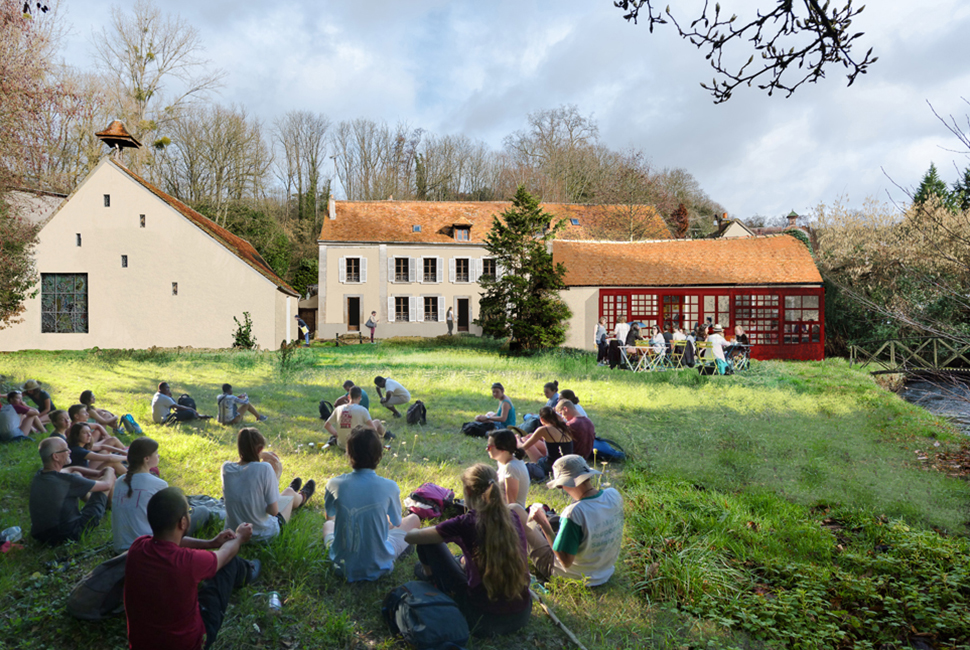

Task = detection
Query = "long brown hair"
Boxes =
[124,437,159,497]
[237,428,265,463]
[67,422,91,449]
[539,406,571,442]
[462,464,528,602]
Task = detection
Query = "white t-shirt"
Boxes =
[672,331,687,341]
[326,403,373,447]
[614,322,630,343]
[222,461,280,541]
[708,333,728,361]
[112,472,168,552]
[651,332,666,354]
[0,404,23,440]
[151,392,177,423]
[383,379,410,401]
[497,458,530,509]
[552,487,624,586]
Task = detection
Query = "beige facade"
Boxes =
[317,242,492,338]
[0,158,298,351]
[560,287,600,351]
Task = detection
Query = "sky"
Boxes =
[56,0,970,220]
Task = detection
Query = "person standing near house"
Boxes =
[365,311,379,343]
[446,307,454,335]
[373,376,410,419]
[295,315,310,347]
[594,317,608,365]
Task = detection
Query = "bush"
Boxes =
[232,312,257,349]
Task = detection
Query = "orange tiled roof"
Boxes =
[108,159,298,296]
[553,235,822,287]
[318,201,672,243]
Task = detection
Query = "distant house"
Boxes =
[555,235,824,360]
[0,151,299,351]
[315,199,672,338]
[712,218,757,239]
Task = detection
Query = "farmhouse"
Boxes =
[0,142,298,352]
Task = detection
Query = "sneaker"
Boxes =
[413,562,431,581]
[289,477,303,493]
[392,411,402,419]
[258,415,268,422]
[326,435,338,447]
[383,430,396,441]
[298,479,316,507]
[246,558,261,585]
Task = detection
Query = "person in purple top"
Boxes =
[406,463,532,637]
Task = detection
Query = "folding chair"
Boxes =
[670,340,688,369]
[728,344,751,372]
[617,344,637,371]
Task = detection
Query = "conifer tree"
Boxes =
[476,187,572,349]
[913,163,955,211]
[951,165,970,213]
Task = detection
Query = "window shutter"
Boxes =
[438,296,445,322]
[387,296,395,322]
[409,257,417,283]
[418,257,426,284]
[416,297,425,322]
[472,258,481,282]
[338,257,346,283]
[496,262,505,279]
[436,256,444,283]
[409,296,418,322]
[388,257,396,283]
[360,257,367,283]
[449,257,456,283]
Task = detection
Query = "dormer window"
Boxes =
[412,225,422,232]
[454,226,470,241]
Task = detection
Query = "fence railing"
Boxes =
[849,337,970,373]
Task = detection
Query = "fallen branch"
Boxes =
[530,588,589,650]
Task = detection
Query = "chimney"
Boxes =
[786,210,798,228]
[328,195,336,220]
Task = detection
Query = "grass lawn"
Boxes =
[1,339,970,649]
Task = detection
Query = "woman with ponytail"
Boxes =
[405,464,531,636]
[111,437,211,552]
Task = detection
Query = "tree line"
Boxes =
[0,0,726,303]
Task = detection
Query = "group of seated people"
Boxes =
[595,318,751,374]
[12,373,622,645]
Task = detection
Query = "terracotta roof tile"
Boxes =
[318,201,672,244]
[108,159,298,296]
[553,236,822,287]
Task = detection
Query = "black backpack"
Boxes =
[382,581,469,649]
[460,421,492,438]
[319,400,334,420]
[174,394,197,421]
[406,401,427,426]
[66,552,127,621]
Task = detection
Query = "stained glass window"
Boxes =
[41,273,88,333]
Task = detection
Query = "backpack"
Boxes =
[319,399,334,420]
[66,552,127,621]
[592,437,627,463]
[175,394,197,421]
[406,401,427,426]
[120,414,142,435]
[460,421,492,438]
[405,483,455,519]
[382,581,469,650]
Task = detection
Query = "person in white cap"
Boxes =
[707,323,730,374]
[510,454,624,586]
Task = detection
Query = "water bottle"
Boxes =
[0,526,22,543]
[267,591,282,614]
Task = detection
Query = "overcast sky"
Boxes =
[58,0,970,219]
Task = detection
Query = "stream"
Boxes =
[899,378,970,435]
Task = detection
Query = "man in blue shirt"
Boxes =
[323,426,420,581]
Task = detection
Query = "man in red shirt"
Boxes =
[124,487,259,650]
[557,400,595,460]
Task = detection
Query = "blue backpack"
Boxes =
[592,437,627,463]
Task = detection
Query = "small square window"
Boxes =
[104,194,110,207]
[121,255,128,268]
[412,225,422,232]
[140,214,146,228]
[172,282,178,296]
[76,233,81,247]
[454,226,470,241]
[570,218,580,226]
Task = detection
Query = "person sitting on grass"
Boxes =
[487,429,530,509]
[557,389,588,418]
[556,399,594,461]
[6,390,45,435]
[516,406,573,476]
[151,382,205,424]
[405,463,532,637]
[333,380,370,410]
[67,423,127,486]
[324,386,392,448]
[79,390,121,434]
[222,428,314,542]
[511,455,624,587]
[520,381,559,434]
[0,392,37,442]
[113,437,211,553]
[474,382,516,432]
[374,376,410,419]
[47,409,70,442]
[68,403,126,454]
[323,426,420,582]
[124,487,259,650]
[29,437,116,545]
[22,379,55,425]
[217,384,268,425]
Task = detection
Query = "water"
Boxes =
[899,378,970,435]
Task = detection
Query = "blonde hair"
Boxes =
[462,464,529,602]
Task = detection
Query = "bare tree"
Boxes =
[273,110,331,224]
[332,119,422,201]
[614,0,877,103]
[92,0,224,175]
[416,133,500,201]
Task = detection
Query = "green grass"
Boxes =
[1,343,970,649]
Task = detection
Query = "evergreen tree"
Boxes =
[952,165,970,212]
[913,163,955,210]
[476,187,572,349]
